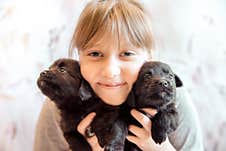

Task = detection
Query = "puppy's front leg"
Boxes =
[151,104,178,144]
[91,110,126,151]
[104,119,127,151]
[151,111,168,144]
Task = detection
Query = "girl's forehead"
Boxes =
[89,33,134,50]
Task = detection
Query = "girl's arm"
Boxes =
[33,99,70,151]
[168,87,204,151]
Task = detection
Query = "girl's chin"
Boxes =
[98,95,127,106]
[93,85,130,106]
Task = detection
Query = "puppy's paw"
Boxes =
[151,128,167,144]
[104,143,124,151]
[151,118,167,144]
[104,145,114,151]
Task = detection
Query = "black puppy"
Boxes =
[37,58,127,151]
[128,61,182,145]
[37,58,94,150]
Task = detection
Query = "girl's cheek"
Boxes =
[80,64,89,80]
[80,63,97,83]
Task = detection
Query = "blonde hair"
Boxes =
[69,0,153,57]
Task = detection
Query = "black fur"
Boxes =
[37,58,126,151]
[128,61,182,144]
[37,59,182,150]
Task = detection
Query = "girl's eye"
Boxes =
[120,51,135,57]
[88,51,103,57]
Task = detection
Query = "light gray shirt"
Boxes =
[33,87,204,151]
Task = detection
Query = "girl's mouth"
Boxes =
[97,82,126,88]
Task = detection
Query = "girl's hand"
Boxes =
[126,109,176,151]
[77,112,104,151]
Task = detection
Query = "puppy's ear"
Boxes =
[79,80,92,101]
[174,74,183,87]
[126,91,136,107]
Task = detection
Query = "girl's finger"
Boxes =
[85,134,102,149]
[141,108,157,117]
[77,112,96,135]
[131,109,152,131]
[77,112,104,150]
[128,125,147,138]
[126,135,141,146]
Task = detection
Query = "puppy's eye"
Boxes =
[144,70,153,78]
[169,74,174,79]
[58,67,66,73]
[144,73,149,78]
[163,68,169,74]
[147,69,154,76]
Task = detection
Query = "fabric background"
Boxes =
[0,0,226,150]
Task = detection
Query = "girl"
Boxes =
[34,0,203,151]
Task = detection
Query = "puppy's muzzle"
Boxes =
[158,79,169,88]
[40,70,50,76]
[40,70,55,79]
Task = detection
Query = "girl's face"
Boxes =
[79,38,149,106]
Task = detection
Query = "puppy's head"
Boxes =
[37,58,82,103]
[133,61,182,109]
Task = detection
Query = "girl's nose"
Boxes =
[102,57,121,78]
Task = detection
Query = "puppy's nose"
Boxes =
[159,79,169,88]
[40,70,49,77]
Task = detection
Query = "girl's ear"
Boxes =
[174,74,183,87]
[79,80,92,101]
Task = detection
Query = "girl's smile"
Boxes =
[97,81,127,89]
[79,36,149,106]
